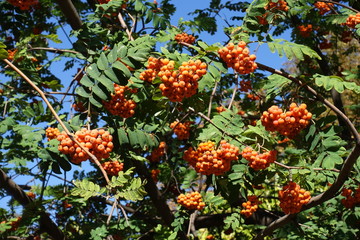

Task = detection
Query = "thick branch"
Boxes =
[131,160,174,226]
[0,168,65,240]
[55,0,83,30]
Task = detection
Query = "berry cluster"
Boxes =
[174,32,196,45]
[102,161,124,176]
[341,186,360,208]
[57,128,113,164]
[314,2,334,15]
[345,13,360,29]
[151,169,160,182]
[183,140,239,175]
[170,121,193,140]
[265,0,289,12]
[46,127,60,140]
[261,103,312,139]
[218,41,257,75]
[139,57,165,83]
[103,84,137,118]
[241,146,277,170]
[241,195,262,217]
[297,24,313,38]
[158,59,207,102]
[7,0,38,10]
[177,192,205,211]
[278,182,311,214]
[148,141,167,163]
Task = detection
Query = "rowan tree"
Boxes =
[0,0,360,239]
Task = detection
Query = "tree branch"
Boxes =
[55,0,83,30]
[28,47,80,55]
[0,168,65,240]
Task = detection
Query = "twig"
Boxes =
[187,211,197,237]
[50,173,74,185]
[118,203,130,226]
[107,199,117,225]
[274,161,340,173]
[321,0,359,13]
[60,66,86,103]
[45,92,78,96]
[28,47,80,55]
[117,12,134,41]
[207,80,218,118]
[3,59,110,184]
[227,73,239,110]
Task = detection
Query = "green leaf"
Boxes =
[89,96,102,108]
[116,178,147,201]
[51,162,62,174]
[80,75,95,87]
[117,45,127,58]
[322,152,343,169]
[0,49,8,60]
[92,84,108,100]
[118,128,129,145]
[113,61,131,78]
[128,130,139,146]
[90,225,108,240]
[168,232,177,240]
[97,52,109,70]
[266,39,321,60]
[314,74,360,93]
[263,74,291,100]
[129,151,148,162]
[72,179,106,200]
[86,63,101,79]
[48,150,71,172]
[23,106,35,118]
[197,41,209,50]
[76,86,91,98]
[104,68,119,83]
[98,74,114,92]
[107,45,118,63]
